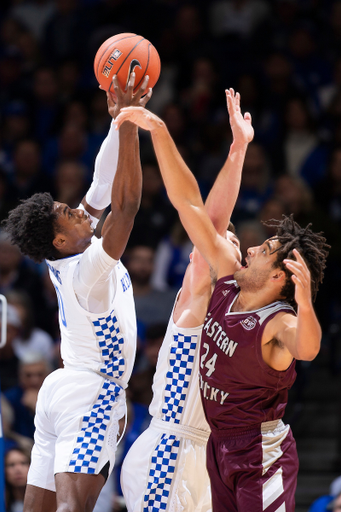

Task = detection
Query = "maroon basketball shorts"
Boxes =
[206,419,298,512]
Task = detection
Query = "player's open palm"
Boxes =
[226,88,254,147]
[284,249,312,310]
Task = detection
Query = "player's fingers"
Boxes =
[126,71,136,94]
[135,75,150,101]
[112,75,123,99]
[140,87,153,106]
[225,89,232,106]
[292,248,307,266]
[291,274,301,286]
[284,261,309,285]
[235,91,241,110]
[115,106,146,128]
[244,112,252,123]
[106,91,115,108]
[225,90,234,111]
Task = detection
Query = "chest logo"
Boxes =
[222,289,230,297]
[241,316,257,330]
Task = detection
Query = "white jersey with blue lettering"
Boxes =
[46,235,136,387]
[121,296,211,512]
[27,236,137,491]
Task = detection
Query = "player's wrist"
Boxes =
[230,140,249,152]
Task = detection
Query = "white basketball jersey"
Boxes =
[149,297,210,432]
[46,241,136,387]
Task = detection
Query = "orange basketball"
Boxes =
[94,33,161,93]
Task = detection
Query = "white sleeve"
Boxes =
[73,237,119,313]
[85,120,119,210]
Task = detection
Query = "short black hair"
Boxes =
[263,215,330,307]
[2,192,60,263]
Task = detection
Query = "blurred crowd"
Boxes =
[0,0,341,510]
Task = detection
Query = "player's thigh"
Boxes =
[122,426,211,512]
[23,484,56,512]
[55,472,106,512]
[121,427,158,512]
[170,436,211,512]
[51,370,124,477]
[206,436,238,512]
[236,426,298,512]
[27,377,58,493]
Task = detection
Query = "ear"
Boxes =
[270,268,286,283]
[52,233,67,251]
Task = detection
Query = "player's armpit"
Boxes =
[261,312,296,371]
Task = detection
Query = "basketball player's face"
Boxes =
[53,202,94,251]
[234,238,281,291]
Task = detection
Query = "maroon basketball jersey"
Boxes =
[199,276,297,432]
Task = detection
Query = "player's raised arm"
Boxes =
[81,74,152,230]
[204,89,253,234]
[115,106,237,279]
[99,73,152,260]
[183,89,253,298]
[275,249,322,361]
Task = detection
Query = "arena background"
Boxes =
[0,1,341,510]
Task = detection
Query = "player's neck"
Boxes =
[57,240,91,259]
[232,289,279,313]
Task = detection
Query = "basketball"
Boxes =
[94,33,161,94]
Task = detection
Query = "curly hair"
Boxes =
[2,192,61,263]
[262,215,330,307]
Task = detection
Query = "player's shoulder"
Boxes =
[263,306,297,340]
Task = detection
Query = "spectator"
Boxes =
[5,447,30,512]
[8,139,52,201]
[282,96,328,187]
[10,0,56,42]
[308,475,341,511]
[328,493,341,511]
[233,142,273,223]
[0,169,16,223]
[53,160,89,209]
[0,101,31,159]
[0,231,49,332]
[124,245,177,335]
[30,67,60,143]
[128,161,176,249]
[4,352,52,438]
[235,219,266,266]
[6,290,55,364]
[1,394,33,456]
[152,219,192,291]
[0,303,21,391]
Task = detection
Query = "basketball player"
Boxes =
[115,105,329,512]
[120,89,253,512]
[3,73,152,512]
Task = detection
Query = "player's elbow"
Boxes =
[296,342,321,361]
[112,194,141,217]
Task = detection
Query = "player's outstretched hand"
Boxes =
[226,88,254,147]
[106,73,153,119]
[284,249,312,310]
[115,106,164,132]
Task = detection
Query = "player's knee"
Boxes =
[56,495,98,512]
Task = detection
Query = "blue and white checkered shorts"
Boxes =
[27,368,126,492]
